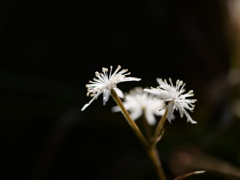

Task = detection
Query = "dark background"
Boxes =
[1,0,239,179]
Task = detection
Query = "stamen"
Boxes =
[109,66,113,76]
[169,78,173,86]
[188,90,193,94]
[102,67,108,72]
[95,72,100,77]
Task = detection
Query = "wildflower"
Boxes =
[144,78,197,124]
[81,65,141,111]
[112,87,166,125]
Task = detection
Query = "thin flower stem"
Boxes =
[152,128,165,147]
[110,89,149,148]
[148,146,167,180]
[151,106,168,147]
[174,171,205,180]
[141,114,167,180]
[111,89,167,180]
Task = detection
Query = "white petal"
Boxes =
[81,96,97,111]
[129,109,142,120]
[183,109,197,124]
[111,105,120,112]
[145,110,156,125]
[189,120,197,124]
[178,107,184,118]
[167,103,175,123]
[144,88,160,96]
[103,89,111,105]
[114,88,124,98]
[120,77,141,82]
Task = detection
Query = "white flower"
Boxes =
[144,78,197,124]
[112,87,166,125]
[81,65,141,111]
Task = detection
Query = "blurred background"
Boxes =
[1,0,240,179]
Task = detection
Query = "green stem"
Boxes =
[110,89,167,180]
[151,106,168,147]
[147,146,167,180]
[110,89,149,148]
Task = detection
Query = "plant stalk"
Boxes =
[110,89,149,148]
[111,89,167,180]
[151,106,168,147]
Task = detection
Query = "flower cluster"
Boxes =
[82,65,197,124]
[81,65,200,180]
[81,65,141,111]
[112,87,166,125]
[144,78,197,124]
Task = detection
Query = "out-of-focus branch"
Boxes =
[174,170,205,180]
[169,145,240,178]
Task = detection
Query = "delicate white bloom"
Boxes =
[112,87,166,125]
[81,65,141,111]
[144,78,197,124]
